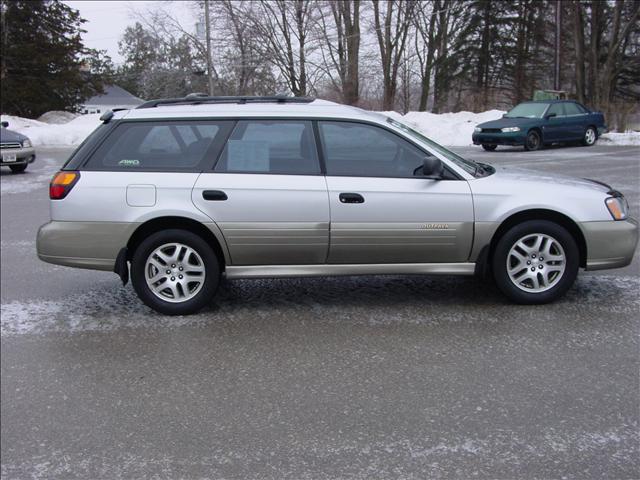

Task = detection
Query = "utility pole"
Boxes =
[204,0,214,96]
[554,0,561,90]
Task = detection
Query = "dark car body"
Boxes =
[472,100,607,151]
[1,121,36,172]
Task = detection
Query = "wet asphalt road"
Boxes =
[1,144,639,479]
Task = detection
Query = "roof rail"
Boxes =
[137,94,315,109]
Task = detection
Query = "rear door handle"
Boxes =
[202,190,228,201]
[339,193,364,204]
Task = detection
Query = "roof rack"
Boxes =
[137,93,315,109]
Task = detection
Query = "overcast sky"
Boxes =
[63,1,198,64]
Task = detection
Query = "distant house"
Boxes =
[81,85,144,114]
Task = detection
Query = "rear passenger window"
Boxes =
[564,103,584,115]
[85,121,233,171]
[214,120,319,175]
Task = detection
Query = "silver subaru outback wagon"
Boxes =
[37,95,638,315]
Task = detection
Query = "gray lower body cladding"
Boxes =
[36,218,638,276]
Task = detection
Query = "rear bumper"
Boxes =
[0,146,36,165]
[37,221,136,271]
[582,218,639,270]
[472,132,526,146]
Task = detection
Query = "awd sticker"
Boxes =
[118,159,140,167]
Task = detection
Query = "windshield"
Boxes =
[386,117,486,177]
[505,102,548,119]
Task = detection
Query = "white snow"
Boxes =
[2,109,640,147]
[383,109,507,146]
[598,131,640,146]
[36,110,79,124]
[0,113,101,147]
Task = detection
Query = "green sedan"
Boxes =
[472,100,607,151]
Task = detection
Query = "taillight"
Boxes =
[50,171,80,200]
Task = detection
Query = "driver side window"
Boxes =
[546,103,565,117]
[318,121,424,178]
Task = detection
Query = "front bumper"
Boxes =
[581,218,639,270]
[0,146,36,165]
[472,132,526,146]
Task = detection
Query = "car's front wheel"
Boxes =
[482,144,497,151]
[524,130,542,151]
[131,229,220,315]
[492,220,579,304]
[9,164,27,173]
[582,126,597,146]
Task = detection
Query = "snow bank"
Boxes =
[598,132,640,146]
[37,110,79,124]
[382,109,506,146]
[0,113,101,147]
[2,109,640,147]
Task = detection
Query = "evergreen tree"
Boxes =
[0,0,109,117]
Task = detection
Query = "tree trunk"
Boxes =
[572,1,585,104]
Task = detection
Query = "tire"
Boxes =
[492,220,579,304]
[131,229,220,315]
[524,130,542,151]
[9,164,27,173]
[582,126,597,146]
[482,144,497,151]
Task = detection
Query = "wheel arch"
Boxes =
[126,216,228,269]
[488,209,587,268]
[528,126,543,141]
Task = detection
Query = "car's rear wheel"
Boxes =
[482,144,497,151]
[131,229,220,315]
[9,164,27,173]
[582,126,597,146]
[524,130,541,151]
[492,220,579,304]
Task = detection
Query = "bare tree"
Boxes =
[372,0,416,110]
[413,0,438,111]
[250,0,319,96]
[315,0,361,104]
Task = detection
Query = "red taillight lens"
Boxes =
[50,171,80,199]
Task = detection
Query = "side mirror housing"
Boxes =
[545,112,557,120]
[1,121,8,128]
[422,156,444,179]
[502,113,507,118]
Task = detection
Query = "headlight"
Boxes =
[474,127,482,133]
[605,195,628,220]
[22,139,32,148]
[501,127,520,132]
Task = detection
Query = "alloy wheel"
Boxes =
[506,233,566,293]
[145,242,206,303]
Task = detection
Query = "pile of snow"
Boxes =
[36,111,78,124]
[383,109,506,146]
[598,132,640,146]
[0,113,101,147]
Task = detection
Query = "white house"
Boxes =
[81,85,144,114]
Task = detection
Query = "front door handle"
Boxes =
[202,190,228,201]
[339,193,364,204]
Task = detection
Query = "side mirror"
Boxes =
[422,156,443,179]
[1,121,8,128]
[545,112,557,120]
[502,113,507,118]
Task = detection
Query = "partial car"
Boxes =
[36,96,637,315]
[472,100,606,151]
[1,121,36,173]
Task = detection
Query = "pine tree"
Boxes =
[0,0,108,117]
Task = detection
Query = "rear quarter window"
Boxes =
[83,120,233,171]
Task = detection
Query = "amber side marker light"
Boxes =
[50,171,80,200]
